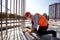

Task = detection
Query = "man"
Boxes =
[25,12,56,37]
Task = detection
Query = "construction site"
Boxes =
[0,0,60,40]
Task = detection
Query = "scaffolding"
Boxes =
[0,0,26,40]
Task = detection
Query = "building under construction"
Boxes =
[49,3,60,19]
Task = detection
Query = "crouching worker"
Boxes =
[24,12,56,37]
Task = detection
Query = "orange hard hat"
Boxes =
[25,12,30,17]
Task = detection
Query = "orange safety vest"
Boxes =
[32,14,48,27]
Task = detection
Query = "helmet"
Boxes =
[25,12,30,17]
[36,13,40,15]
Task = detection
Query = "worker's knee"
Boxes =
[51,30,56,34]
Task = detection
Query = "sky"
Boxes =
[1,0,60,15]
[26,0,60,15]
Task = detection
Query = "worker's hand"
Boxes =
[27,29,32,34]
[24,28,31,32]
[25,28,32,34]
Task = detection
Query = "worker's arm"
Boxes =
[26,14,38,34]
[27,27,35,34]
[25,26,34,33]
[33,14,38,28]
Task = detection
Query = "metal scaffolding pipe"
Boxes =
[13,0,15,40]
[17,0,21,40]
[8,0,12,40]
[19,0,20,15]
[0,0,3,40]
[21,0,25,16]
[5,0,8,40]
[16,0,17,16]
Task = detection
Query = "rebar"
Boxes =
[0,0,3,40]
[5,0,8,40]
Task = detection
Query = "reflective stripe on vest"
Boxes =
[41,16,48,26]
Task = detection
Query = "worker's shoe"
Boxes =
[52,30,56,37]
